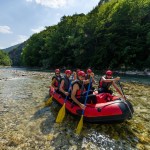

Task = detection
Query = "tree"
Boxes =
[0,50,12,66]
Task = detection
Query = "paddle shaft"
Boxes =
[82,77,92,115]
[76,77,93,134]
[118,81,125,96]
[55,75,74,123]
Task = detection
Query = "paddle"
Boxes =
[56,76,73,123]
[44,95,53,106]
[76,77,92,134]
[35,90,54,108]
[117,81,126,100]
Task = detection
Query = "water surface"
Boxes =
[0,68,149,150]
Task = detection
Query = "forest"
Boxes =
[12,0,150,70]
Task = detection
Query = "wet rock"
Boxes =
[69,139,75,145]
[61,145,68,149]
[68,145,78,150]
[136,143,145,149]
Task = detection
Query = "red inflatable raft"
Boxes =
[49,86,134,123]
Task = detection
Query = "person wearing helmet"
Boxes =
[85,68,96,92]
[59,70,72,98]
[98,70,124,98]
[71,71,97,110]
[51,69,62,92]
[85,69,92,80]
[72,68,80,80]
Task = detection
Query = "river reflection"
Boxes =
[0,68,149,150]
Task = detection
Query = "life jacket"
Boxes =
[98,75,113,89]
[52,75,62,87]
[61,75,71,91]
[72,79,86,98]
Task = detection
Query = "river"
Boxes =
[0,67,150,150]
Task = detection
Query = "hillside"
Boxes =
[2,44,21,53]
[8,42,25,66]
[7,0,150,70]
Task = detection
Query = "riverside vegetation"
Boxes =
[2,0,149,71]
[0,50,11,66]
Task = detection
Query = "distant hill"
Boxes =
[1,43,26,66]
[9,42,26,66]
[2,44,21,53]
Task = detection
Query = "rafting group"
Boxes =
[51,68,125,108]
[48,68,134,134]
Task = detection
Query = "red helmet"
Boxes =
[78,71,85,77]
[55,69,60,73]
[87,69,92,73]
[65,70,72,75]
[106,70,113,75]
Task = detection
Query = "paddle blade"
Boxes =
[76,115,83,134]
[45,96,53,106]
[56,104,66,123]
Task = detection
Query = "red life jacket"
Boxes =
[52,75,62,87]
[98,75,113,89]
[72,79,86,98]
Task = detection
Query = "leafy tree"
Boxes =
[0,50,12,66]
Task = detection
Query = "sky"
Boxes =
[0,0,99,49]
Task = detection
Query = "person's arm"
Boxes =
[102,76,120,82]
[112,82,126,99]
[51,78,58,90]
[59,80,69,96]
[71,84,86,110]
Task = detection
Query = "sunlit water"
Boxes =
[0,67,150,150]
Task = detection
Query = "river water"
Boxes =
[0,67,150,150]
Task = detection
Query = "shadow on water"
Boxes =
[31,107,51,120]
[39,114,56,135]
[31,100,61,134]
